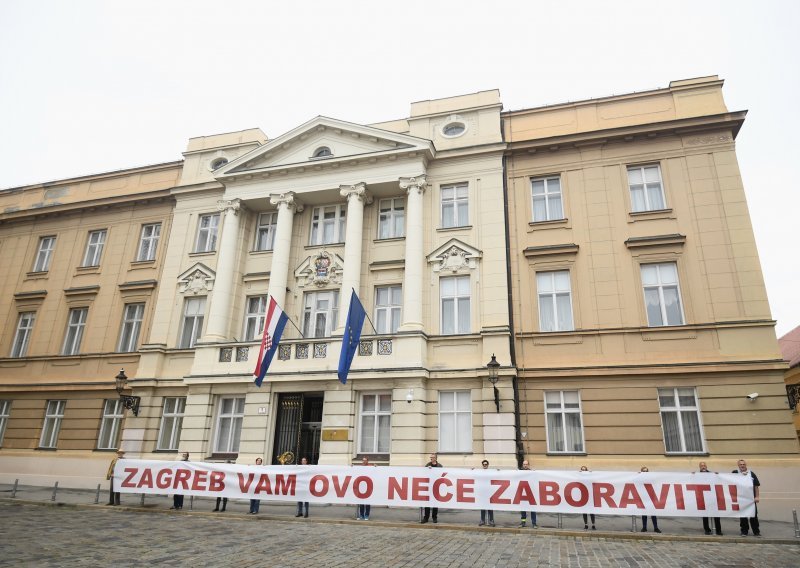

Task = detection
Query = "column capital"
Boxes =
[269,192,304,213]
[339,182,372,204]
[217,198,242,215]
[399,175,428,194]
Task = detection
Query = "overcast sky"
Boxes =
[1,0,797,336]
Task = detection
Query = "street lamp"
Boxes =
[487,354,500,413]
[115,368,141,416]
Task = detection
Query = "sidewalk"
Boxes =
[2,482,798,544]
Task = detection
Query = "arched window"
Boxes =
[312,146,333,158]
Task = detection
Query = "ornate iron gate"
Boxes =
[272,393,323,464]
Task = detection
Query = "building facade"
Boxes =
[779,325,800,442]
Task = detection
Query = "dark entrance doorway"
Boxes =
[272,393,323,465]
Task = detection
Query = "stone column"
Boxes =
[268,192,303,308]
[203,198,242,341]
[337,183,371,332]
[399,175,427,332]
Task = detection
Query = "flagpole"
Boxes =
[351,288,378,335]
[270,296,306,339]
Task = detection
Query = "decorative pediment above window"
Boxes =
[178,263,216,295]
[624,233,686,249]
[427,239,482,274]
[294,251,345,289]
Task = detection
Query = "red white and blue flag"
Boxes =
[253,296,289,387]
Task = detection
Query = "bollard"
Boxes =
[631,515,637,532]
[793,509,799,538]
[94,484,101,504]
[190,495,194,510]
[140,493,145,507]
[12,479,19,498]
[51,481,59,502]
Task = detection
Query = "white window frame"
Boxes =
[438,390,472,453]
[440,183,469,228]
[136,223,161,262]
[658,387,706,454]
[0,400,10,446]
[157,397,186,451]
[440,275,470,335]
[214,397,245,454]
[544,390,585,453]
[302,290,339,338]
[255,212,278,251]
[628,164,667,212]
[117,303,145,353]
[641,262,685,327]
[97,399,124,450]
[82,229,107,267]
[39,399,66,449]
[537,271,574,332]
[358,392,392,454]
[62,307,88,355]
[243,296,268,341]
[178,297,206,349]
[194,213,220,253]
[531,175,564,222]
[33,236,56,272]
[309,204,346,246]
[374,285,401,334]
[10,312,36,358]
[378,197,405,239]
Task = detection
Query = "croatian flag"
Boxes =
[253,296,289,387]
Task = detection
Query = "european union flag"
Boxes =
[338,289,366,384]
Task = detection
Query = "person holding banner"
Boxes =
[579,466,596,530]
[733,459,761,537]
[518,459,537,528]
[248,457,263,514]
[421,454,443,524]
[695,461,723,535]
[170,452,189,510]
[296,457,310,518]
[478,460,495,527]
[106,450,124,506]
[638,467,661,533]
[357,456,374,520]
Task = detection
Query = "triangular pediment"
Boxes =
[215,116,434,178]
[427,239,482,274]
[177,263,216,295]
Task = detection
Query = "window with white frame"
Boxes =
[544,391,585,453]
[194,213,220,253]
[255,212,278,251]
[117,303,145,352]
[39,400,66,449]
[302,290,339,338]
[628,164,666,212]
[243,296,268,341]
[62,307,88,355]
[82,229,107,267]
[531,176,564,222]
[378,198,405,239]
[440,276,470,335]
[33,236,56,272]
[136,223,161,261]
[375,285,401,334]
[441,183,469,228]
[309,205,346,245]
[178,297,206,348]
[0,400,10,446]
[97,399,124,450]
[157,397,186,451]
[10,312,36,358]
[658,387,705,453]
[641,262,684,327]
[537,271,574,332]
[359,393,391,453]
[439,390,472,452]
[214,397,245,454]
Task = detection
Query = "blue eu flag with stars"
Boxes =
[338,289,366,384]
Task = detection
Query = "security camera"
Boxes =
[746,393,759,401]
[406,390,413,404]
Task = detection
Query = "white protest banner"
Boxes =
[115,460,755,517]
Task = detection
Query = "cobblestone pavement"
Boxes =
[1,501,798,567]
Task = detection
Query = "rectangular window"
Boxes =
[39,400,66,449]
[10,312,36,358]
[641,262,684,327]
[545,391,585,453]
[440,275,470,335]
[628,164,666,212]
[136,223,161,261]
[194,213,220,253]
[33,236,56,272]
[97,399,124,450]
[243,296,268,341]
[117,303,145,352]
[378,198,405,239]
[658,387,705,453]
[179,297,206,348]
[537,271,574,332]
[359,393,391,453]
[0,400,10,446]
[82,229,107,267]
[441,183,469,228]
[439,391,472,452]
[302,290,339,338]
[309,205,346,245]
[214,397,245,454]
[157,397,186,451]
[62,307,88,355]
[255,212,278,251]
[375,285,401,334]
[531,176,564,222]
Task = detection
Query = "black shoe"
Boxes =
[591,526,596,530]
[754,533,761,537]
[295,513,303,517]
[640,528,647,532]
[432,518,437,524]
[420,518,428,524]
[212,508,219,512]
[704,530,712,535]
[654,528,661,534]
[303,513,308,518]
[584,524,588,530]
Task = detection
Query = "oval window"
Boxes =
[312,146,333,158]
[442,122,466,137]
[210,157,229,171]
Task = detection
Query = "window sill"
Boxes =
[25,271,49,280]
[374,236,405,243]
[209,453,239,461]
[528,218,569,230]
[130,259,157,269]
[249,248,274,255]
[437,225,472,232]
[545,452,587,456]
[628,208,674,222]
[664,452,709,457]
[94,448,118,453]
[153,449,181,453]
[36,447,58,451]
[436,452,474,456]
[304,242,344,250]
[189,250,216,257]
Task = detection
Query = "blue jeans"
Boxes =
[358,504,371,519]
[521,511,537,525]
[297,501,309,516]
[480,510,494,524]
[249,499,260,513]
